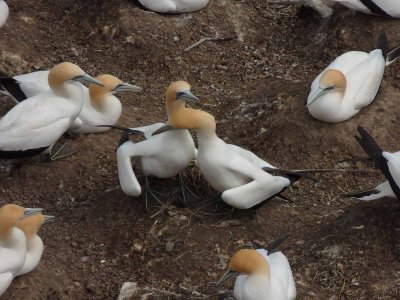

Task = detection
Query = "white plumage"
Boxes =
[0,0,9,28]
[138,0,208,13]
[334,0,400,18]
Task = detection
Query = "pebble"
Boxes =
[165,241,175,252]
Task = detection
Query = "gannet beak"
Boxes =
[43,215,56,224]
[113,83,143,93]
[216,269,238,288]
[152,124,177,136]
[20,208,44,220]
[306,86,333,107]
[73,74,104,87]
[177,90,199,102]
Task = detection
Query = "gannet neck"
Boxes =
[165,80,192,115]
[16,214,45,241]
[48,62,85,91]
[89,74,122,111]
[230,249,270,276]
[0,205,25,240]
[170,107,217,138]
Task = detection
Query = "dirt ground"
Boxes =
[1,0,400,299]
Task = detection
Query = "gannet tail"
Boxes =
[343,188,382,201]
[0,72,27,102]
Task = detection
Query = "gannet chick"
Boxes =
[137,0,209,13]
[217,249,296,300]
[116,81,197,199]
[307,33,400,123]
[344,126,400,201]
[15,214,55,277]
[0,204,43,296]
[334,0,400,18]
[152,99,308,210]
[0,62,103,159]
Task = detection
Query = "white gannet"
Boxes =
[15,214,55,277]
[0,62,103,159]
[344,126,400,201]
[0,204,43,297]
[137,0,209,13]
[0,72,142,134]
[217,248,296,300]
[307,33,400,123]
[115,81,197,199]
[152,101,308,210]
[334,0,400,19]
[0,0,8,28]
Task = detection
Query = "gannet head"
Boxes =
[216,249,270,288]
[16,214,55,240]
[48,62,103,90]
[165,80,199,114]
[89,74,142,105]
[307,69,347,107]
[0,204,43,238]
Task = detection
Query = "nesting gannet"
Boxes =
[0,62,103,159]
[115,81,197,199]
[152,100,307,210]
[217,249,296,300]
[334,0,400,18]
[307,34,400,123]
[0,72,141,134]
[137,0,209,13]
[0,204,43,296]
[345,126,400,201]
[15,214,55,276]
[0,0,8,28]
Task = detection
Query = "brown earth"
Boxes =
[1,0,400,299]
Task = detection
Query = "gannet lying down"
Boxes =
[0,71,141,134]
[307,33,400,123]
[0,0,8,28]
[152,97,309,210]
[217,248,296,300]
[345,126,400,201]
[115,81,197,198]
[137,0,209,13]
[15,214,55,277]
[0,204,43,297]
[334,0,400,19]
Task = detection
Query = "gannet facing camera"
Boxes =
[0,0,8,28]
[0,204,43,297]
[0,62,103,159]
[217,249,296,300]
[137,0,209,13]
[15,214,55,276]
[334,0,400,19]
[344,126,400,201]
[115,81,197,202]
[307,33,400,123]
[152,98,309,210]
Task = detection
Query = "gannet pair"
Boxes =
[307,33,400,123]
[334,0,400,19]
[116,81,197,198]
[345,126,400,201]
[217,248,296,300]
[0,0,8,28]
[0,62,103,159]
[137,0,209,13]
[0,204,43,296]
[0,70,142,134]
[152,87,308,210]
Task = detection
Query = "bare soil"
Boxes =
[1,0,400,299]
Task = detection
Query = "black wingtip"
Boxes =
[262,167,315,183]
[377,32,389,60]
[265,234,290,253]
[0,76,28,102]
[118,131,130,148]
[342,188,380,199]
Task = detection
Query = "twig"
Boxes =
[292,169,380,174]
[184,35,237,52]
[174,250,191,261]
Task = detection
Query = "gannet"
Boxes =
[345,126,400,201]
[334,0,400,18]
[15,214,54,277]
[0,0,8,28]
[0,204,43,297]
[217,248,296,300]
[115,81,197,198]
[0,62,103,159]
[0,72,141,134]
[137,0,209,13]
[307,33,400,123]
[152,100,307,210]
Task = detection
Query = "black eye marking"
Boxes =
[176,92,185,99]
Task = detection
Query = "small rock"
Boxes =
[165,241,175,252]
